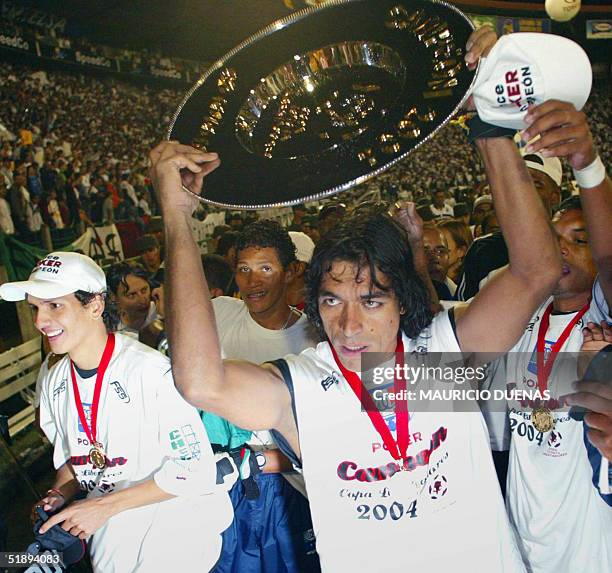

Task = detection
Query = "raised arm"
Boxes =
[455,136,562,353]
[148,143,297,445]
[521,100,612,310]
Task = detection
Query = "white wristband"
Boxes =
[573,155,606,189]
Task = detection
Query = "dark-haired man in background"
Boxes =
[106,262,160,338]
[202,219,321,572]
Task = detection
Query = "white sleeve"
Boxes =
[33,354,51,409]
[38,368,61,463]
[591,278,611,322]
[152,368,220,496]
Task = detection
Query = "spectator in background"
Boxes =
[300,215,320,244]
[287,231,315,310]
[134,234,164,287]
[119,172,138,206]
[216,231,239,269]
[101,189,114,224]
[137,188,151,216]
[288,203,307,231]
[146,216,164,248]
[453,202,470,227]
[26,194,43,233]
[228,212,243,231]
[423,224,455,300]
[40,159,57,192]
[211,225,231,253]
[26,164,43,198]
[0,181,15,235]
[9,168,29,235]
[437,219,472,285]
[471,194,493,237]
[201,254,234,298]
[318,201,346,237]
[106,262,159,338]
[429,189,453,218]
[523,153,562,214]
[42,188,64,229]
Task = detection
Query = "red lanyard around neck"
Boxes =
[536,301,590,393]
[329,337,408,462]
[70,333,115,447]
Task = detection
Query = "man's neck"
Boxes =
[249,301,295,330]
[69,326,110,370]
[552,290,591,313]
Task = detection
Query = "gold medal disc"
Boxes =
[90,445,106,469]
[531,407,555,433]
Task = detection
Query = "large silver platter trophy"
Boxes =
[168,0,477,209]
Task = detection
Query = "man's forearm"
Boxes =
[164,211,225,406]
[476,138,560,282]
[52,464,81,501]
[99,479,174,516]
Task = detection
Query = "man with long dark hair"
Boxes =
[148,34,571,573]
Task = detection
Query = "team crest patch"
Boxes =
[429,475,448,499]
[321,371,340,391]
[547,431,562,448]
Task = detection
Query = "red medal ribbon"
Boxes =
[536,301,590,394]
[70,333,115,449]
[329,337,408,463]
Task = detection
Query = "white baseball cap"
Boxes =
[289,231,315,263]
[0,252,107,301]
[472,33,592,130]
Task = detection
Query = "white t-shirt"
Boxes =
[503,280,612,573]
[430,203,454,217]
[212,296,320,493]
[284,312,525,572]
[212,296,319,363]
[38,334,232,573]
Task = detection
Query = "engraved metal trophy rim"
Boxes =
[167,0,480,210]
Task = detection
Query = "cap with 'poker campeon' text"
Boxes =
[472,33,592,130]
[0,252,106,301]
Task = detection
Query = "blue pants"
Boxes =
[212,473,320,573]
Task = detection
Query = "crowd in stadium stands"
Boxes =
[0,56,609,246]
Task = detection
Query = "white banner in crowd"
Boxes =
[71,224,124,264]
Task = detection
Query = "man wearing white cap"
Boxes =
[287,231,315,310]
[0,252,232,572]
[457,150,563,301]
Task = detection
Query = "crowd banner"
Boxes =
[0,31,37,54]
[71,224,124,264]
[191,212,225,254]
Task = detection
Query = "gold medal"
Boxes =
[89,443,107,469]
[531,407,555,433]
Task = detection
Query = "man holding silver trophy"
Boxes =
[149,1,610,570]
